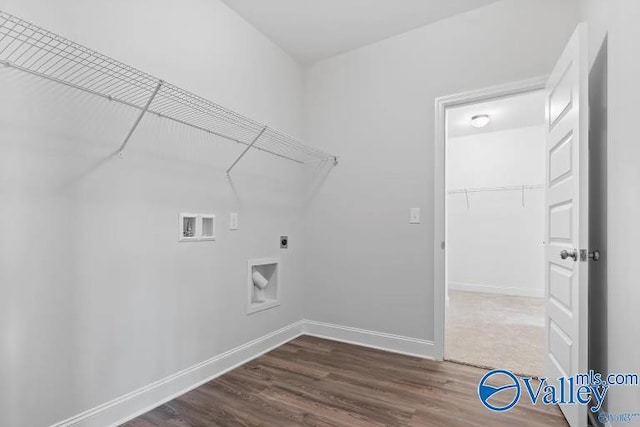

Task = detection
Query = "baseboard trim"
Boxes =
[449,282,544,298]
[50,319,435,427]
[51,320,305,427]
[303,320,435,360]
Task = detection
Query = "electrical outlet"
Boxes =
[229,212,238,230]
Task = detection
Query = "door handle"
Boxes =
[560,249,578,261]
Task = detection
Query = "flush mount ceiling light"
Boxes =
[471,114,491,128]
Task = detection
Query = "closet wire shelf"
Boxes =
[448,184,545,209]
[0,11,338,172]
[447,184,545,195]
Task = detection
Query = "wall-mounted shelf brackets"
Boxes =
[226,126,268,175]
[0,11,338,169]
[118,79,163,157]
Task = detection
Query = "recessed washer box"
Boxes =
[179,213,216,242]
[179,213,198,242]
[200,214,216,241]
[247,257,280,315]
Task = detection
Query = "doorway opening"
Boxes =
[434,79,548,377]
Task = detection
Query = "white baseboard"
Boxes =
[303,320,435,360]
[449,281,544,298]
[51,320,305,427]
[50,319,434,427]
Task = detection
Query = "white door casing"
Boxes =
[545,23,589,427]
[433,76,548,361]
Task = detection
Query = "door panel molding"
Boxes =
[544,23,589,427]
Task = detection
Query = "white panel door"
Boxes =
[545,24,589,427]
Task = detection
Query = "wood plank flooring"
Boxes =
[123,336,568,427]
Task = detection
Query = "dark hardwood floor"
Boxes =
[123,336,568,427]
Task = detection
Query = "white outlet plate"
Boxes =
[229,212,238,230]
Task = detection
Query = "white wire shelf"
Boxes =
[448,184,544,208]
[448,184,545,194]
[0,11,338,173]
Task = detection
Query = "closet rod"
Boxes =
[447,184,544,194]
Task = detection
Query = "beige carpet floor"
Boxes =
[445,290,545,377]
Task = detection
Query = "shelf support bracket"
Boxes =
[118,79,164,157]
[226,126,268,175]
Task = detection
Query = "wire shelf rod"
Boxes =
[0,10,337,165]
[2,59,315,165]
[448,184,545,194]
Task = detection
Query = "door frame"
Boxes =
[432,76,549,361]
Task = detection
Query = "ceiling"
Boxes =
[221,0,500,64]
[447,91,546,138]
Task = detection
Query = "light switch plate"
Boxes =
[229,212,238,230]
[410,208,421,224]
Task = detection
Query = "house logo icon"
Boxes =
[478,369,521,412]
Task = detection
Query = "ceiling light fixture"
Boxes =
[471,114,490,128]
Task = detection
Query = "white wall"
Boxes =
[302,0,579,341]
[0,1,307,426]
[447,126,545,298]
[579,0,640,418]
